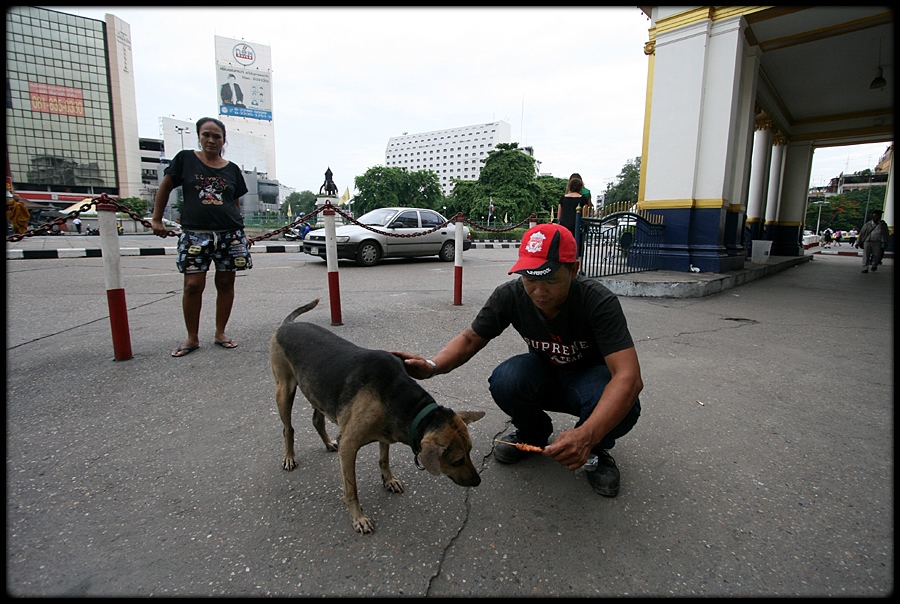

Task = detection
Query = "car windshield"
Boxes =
[357,208,398,227]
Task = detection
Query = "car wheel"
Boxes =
[439,241,455,262]
[355,241,381,267]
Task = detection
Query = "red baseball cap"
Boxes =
[509,223,577,279]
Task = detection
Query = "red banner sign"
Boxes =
[28,82,85,117]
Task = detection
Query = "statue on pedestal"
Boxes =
[319,167,338,196]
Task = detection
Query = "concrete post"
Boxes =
[322,202,342,326]
[97,198,133,361]
[453,213,464,306]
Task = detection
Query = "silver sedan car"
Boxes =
[302,207,472,267]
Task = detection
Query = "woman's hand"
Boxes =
[150,218,168,238]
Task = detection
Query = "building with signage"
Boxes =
[215,35,277,181]
[385,121,512,197]
[5,6,142,206]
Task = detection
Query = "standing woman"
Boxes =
[151,117,252,357]
[557,175,587,237]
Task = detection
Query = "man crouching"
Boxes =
[392,223,643,497]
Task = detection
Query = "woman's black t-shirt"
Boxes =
[165,150,248,231]
[558,194,582,235]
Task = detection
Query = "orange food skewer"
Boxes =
[493,439,543,452]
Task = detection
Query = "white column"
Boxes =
[882,145,894,234]
[747,119,774,223]
[643,19,710,203]
[778,141,814,225]
[695,16,750,207]
[764,136,787,227]
[643,15,752,210]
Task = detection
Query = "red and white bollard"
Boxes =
[453,213,464,306]
[323,203,343,326]
[96,198,133,360]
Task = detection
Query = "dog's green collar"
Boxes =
[409,402,439,465]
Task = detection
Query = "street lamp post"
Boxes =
[174,125,188,152]
[863,172,874,222]
[813,199,830,236]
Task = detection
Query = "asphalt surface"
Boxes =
[6,237,894,596]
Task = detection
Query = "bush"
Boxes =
[469,227,526,241]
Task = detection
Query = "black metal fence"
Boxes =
[577,206,665,278]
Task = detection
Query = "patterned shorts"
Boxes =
[175,229,253,273]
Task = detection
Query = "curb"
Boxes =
[598,255,813,298]
[6,243,304,260]
[6,241,518,260]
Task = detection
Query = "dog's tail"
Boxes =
[282,298,320,325]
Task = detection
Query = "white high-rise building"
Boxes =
[385,121,511,196]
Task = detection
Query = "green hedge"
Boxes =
[469,226,527,241]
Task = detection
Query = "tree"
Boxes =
[479,142,534,190]
[604,156,641,207]
[449,179,490,222]
[353,166,442,216]
[448,141,552,224]
[116,196,150,217]
[804,186,886,233]
[282,190,316,219]
[535,175,568,222]
[403,170,443,209]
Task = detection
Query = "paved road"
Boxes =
[6,247,893,596]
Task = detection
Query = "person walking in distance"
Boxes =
[150,117,252,357]
[856,209,890,273]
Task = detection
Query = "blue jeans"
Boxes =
[488,352,641,453]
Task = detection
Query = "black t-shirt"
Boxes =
[165,150,248,231]
[558,194,582,235]
[471,275,635,368]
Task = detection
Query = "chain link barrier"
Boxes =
[248,201,536,246]
[5,192,180,242]
[8,195,537,245]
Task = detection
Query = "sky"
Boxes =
[54,6,890,198]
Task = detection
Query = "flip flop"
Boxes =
[214,338,238,349]
[171,344,199,357]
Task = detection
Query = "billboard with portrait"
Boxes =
[215,36,273,122]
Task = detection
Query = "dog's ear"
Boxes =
[457,411,485,425]
[418,441,445,476]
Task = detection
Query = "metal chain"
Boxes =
[5,192,180,242]
[254,203,536,241]
[247,205,326,247]
[8,196,538,244]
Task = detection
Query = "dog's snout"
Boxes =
[451,469,481,487]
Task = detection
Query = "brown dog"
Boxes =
[269,298,485,534]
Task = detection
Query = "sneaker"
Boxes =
[861,268,869,273]
[585,450,620,497]
[494,431,544,465]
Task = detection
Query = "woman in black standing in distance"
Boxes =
[151,117,252,357]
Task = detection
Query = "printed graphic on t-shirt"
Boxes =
[195,174,226,205]
[521,333,591,365]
